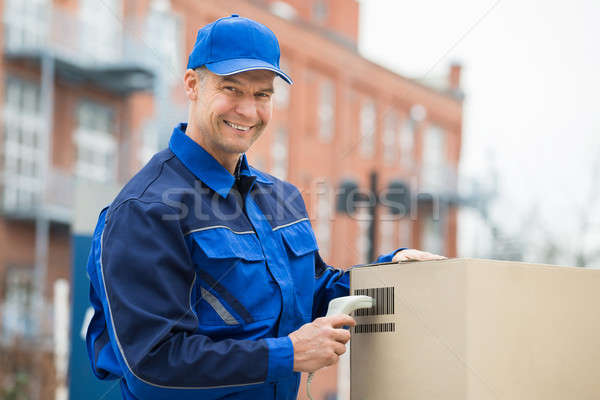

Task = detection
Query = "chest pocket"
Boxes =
[188,227,280,326]
[276,218,319,320]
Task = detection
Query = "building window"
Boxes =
[80,0,122,63]
[399,119,415,167]
[271,126,288,180]
[315,180,332,258]
[3,0,49,51]
[383,110,397,164]
[145,0,182,83]
[2,267,35,341]
[75,101,117,182]
[422,212,445,255]
[360,99,376,158]
[421,125,446,191]
[269,1,298,20]
[318,78,335,142]
[273,58,290,109]
[2,77,44,212]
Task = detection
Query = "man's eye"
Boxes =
[256,92,271,98]
[224,86,238,93]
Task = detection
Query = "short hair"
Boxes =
[194,66,209,89]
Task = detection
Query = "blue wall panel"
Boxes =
[69,234,121,399]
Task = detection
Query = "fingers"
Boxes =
[326,313,356,328]
[326,351,339,366]
[325,342,346,367]
[332,341,347,356]
[289,318,352,372]
[396,249,446,261]
[392,249,447,263]
[330,327,351,344]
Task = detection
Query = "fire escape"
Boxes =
[0,0,177,397]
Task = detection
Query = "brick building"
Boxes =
[0,0,462,398]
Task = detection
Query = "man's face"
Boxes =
[193,69,275,163]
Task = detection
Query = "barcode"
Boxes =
[354,322,396,334]
[353,287,394,316]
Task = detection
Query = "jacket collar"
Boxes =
[169,123,272,198]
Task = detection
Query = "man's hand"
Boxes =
[392,248,447,263]
[288,314,356,373]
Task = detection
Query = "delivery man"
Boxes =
[85,14,444,399]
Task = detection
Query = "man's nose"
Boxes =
[234,96,259,121]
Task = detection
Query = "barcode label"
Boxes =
[353,287,394,316]
[354,322,396,334]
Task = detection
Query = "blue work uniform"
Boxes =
[86,123,403,399]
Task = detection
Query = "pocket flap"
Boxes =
[191,227,264,261]
[278,219,319,257]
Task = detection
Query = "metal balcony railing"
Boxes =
[3,5,155,93]
[0,168,74,224]
[43,169,74,223]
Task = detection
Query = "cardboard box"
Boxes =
[350,258,600,400]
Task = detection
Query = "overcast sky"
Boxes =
[358,0,600,262]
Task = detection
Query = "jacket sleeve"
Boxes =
[311,248,406,319]
[86,208,122,381]
[96,200,293,399]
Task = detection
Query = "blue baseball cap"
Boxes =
[187,14,293,84]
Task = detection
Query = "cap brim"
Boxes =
[206,58,293,85]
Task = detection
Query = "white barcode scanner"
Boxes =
[306,295,375,400]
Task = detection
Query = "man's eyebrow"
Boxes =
[259,87,274,94]
[220,76,274,93]
[220,76,242,85]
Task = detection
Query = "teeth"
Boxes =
[224,120,251,131]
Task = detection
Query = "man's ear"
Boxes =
[183,69,198,101]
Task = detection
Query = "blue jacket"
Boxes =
[86,123,402,399]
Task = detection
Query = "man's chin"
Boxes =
[225,135,261,153]
[217,142,252,157]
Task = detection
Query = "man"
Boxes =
[85,15,444,400]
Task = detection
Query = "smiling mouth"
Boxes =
[224,120,252,132]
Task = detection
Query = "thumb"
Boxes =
[326,313,356,328]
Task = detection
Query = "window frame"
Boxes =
[2,76,45,212]
[74,100,117,183]
[1,265,36,341]
[359,98,376,158]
